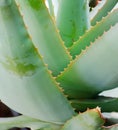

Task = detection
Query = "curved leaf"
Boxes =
[14,0,71,76]
[57,23,118,99]
[61,108,105,130]
[91,0,118,26]
[61,108,118,130]
[71,96,118,112]
[70,9,118,58]
[0,0,74,123]
[0,115,61,130]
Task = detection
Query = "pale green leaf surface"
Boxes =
[70,9,118,58]
[0,1,74,123]
[0,115,61,130]
[14,0,71,76]
[91,0,118,26]
[56,0,90,47]
[71,96,118,112]
[57,23,118,99]
[61,108,105,130]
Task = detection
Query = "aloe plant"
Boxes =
[0,0,118,129]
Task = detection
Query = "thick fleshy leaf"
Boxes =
[14,0,71,76]
[70,9,118,58]
[61,108,105,130]
[0,115,61,130]
[71,96,118,112]
[91,0,118,26]
[0,0,74,123]
[57,23,118,99]
[56,0,90,47]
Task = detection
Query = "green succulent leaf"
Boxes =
[57,23,118,99]
[56,0,90,47]
[0,0,74,123]
[61,108,118,130]
[70,9,118,58]
[61,108,105,130]
[91,0,118,26]
[71,96,118,112]
[0,115,61,130]
[14,0,71,76]
[0,0,118,129]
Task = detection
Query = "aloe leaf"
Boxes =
[71,96,118,112]
[14,0,71,76]
[0,1,75,123]
[56,0,90,47]
[57,23,118,99]
[61,108,118,130]
[61,108,105,130]
[91,0,118,26]
[0,115,61,130]
[70,9,118,58]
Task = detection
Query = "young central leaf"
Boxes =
[56,0,90,47]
